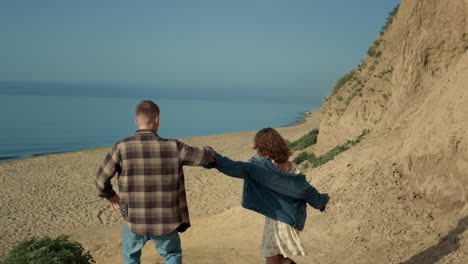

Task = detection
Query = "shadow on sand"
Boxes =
[400,216,468,264]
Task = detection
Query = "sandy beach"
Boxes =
[2,103,468,264]
[0,110,322,263]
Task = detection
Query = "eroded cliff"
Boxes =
[319,0,468,210]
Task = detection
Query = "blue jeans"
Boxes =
[122,223,182,264]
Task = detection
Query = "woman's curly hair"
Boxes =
[253,128,292,163]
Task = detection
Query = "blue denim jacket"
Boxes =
[208,153,329,231]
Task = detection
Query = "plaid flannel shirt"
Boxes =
[96,129,214,236]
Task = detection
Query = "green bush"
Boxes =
[312,144,350,168]
[307,152,317,163]
[333,70,356,94]
[367,39,382,58]
[309,129,370,168]
[288,129,319,151]
[349,129,369,146]
[377,67,393,78]
[383,93,391,101]
[1,235,95,264]
[293,151,310,164]
[380,4,400,35]
[367,46,378,57]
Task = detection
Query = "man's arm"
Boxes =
[177,141,214,166]
[96,145,122,210]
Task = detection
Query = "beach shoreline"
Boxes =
[0,109,321,262]
[0,109,315,163]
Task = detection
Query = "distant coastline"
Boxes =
[0,108,318,163]
[0,81,319,105]
[283,110,315,128]
[0,150,81,163]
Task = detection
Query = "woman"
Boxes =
[206,128,329,264]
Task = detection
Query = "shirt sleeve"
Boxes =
[96,145,122,199]
[177,141,214,166]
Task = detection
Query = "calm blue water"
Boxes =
[0,94,318,161]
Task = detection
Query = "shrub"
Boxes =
[307,152,317,164]
[368,46,378,57]
[350,129,370,146]
[312,144,350,168]
[380,4,400,35]
[383,93,391,101]
[333,70,356,94]
[288,129,319,151]
[377,68,393,78]
[293,151,309,165]
[357,61,365,70]
[1,235,95,264]
[310,129,370,168]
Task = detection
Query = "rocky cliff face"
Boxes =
[318,0,468,209]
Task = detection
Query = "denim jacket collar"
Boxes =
[249,157,306,179]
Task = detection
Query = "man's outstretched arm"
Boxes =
[177,141,215,166]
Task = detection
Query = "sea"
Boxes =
[0,94,318,161]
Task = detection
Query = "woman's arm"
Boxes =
[300,184,329,211]
[204,152,251,179]
[208,152,329,211]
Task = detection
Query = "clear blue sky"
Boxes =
[0,0,400,104]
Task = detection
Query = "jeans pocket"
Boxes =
[120,204,129,220]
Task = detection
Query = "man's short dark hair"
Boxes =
[135,100,160,119]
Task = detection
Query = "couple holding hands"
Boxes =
[96,100,329,264]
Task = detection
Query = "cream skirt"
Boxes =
[260,216,307,257]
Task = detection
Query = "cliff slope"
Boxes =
[308,0,468,262]
[319,0,468,210]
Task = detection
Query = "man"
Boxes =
[96,100,214,264]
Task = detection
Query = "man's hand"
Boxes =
[108,195,121,210]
